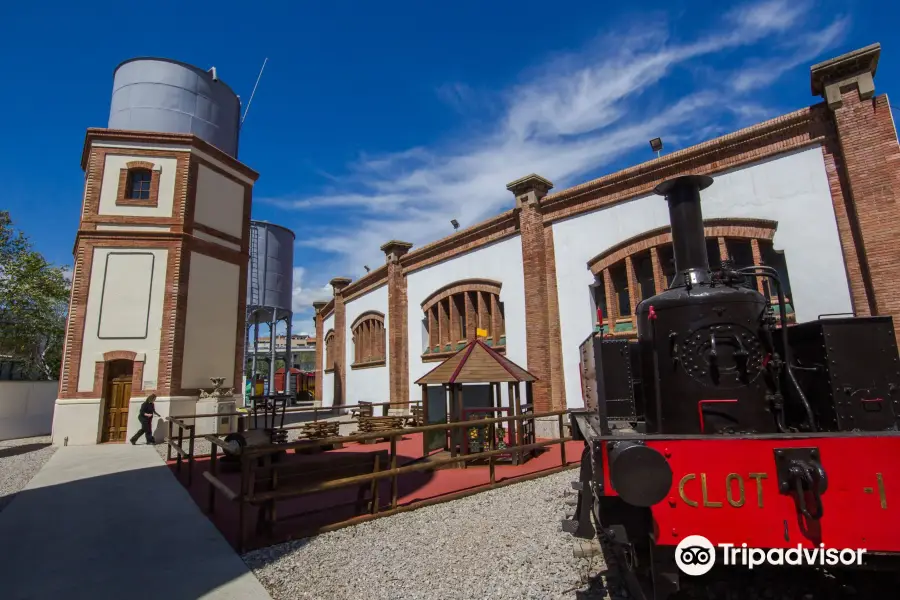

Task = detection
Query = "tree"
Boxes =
[0,211,71,380]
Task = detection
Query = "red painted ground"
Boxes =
[167,433,582,551]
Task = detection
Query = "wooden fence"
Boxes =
[198,409,575,551]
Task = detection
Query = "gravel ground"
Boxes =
[242,469,610,600]
[0,435,57,513]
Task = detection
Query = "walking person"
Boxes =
[130,394,160,445]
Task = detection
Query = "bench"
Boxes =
[251,450,389,534]
[358,415,406,443]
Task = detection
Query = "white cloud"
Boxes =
[262,0,848,293]
[291,266,332,315]
[731,17,849,92]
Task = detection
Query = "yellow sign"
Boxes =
[678,472,768,508]
[678,471,889,510]
[476,328,488,338]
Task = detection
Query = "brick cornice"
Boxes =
[191,222,243,246]
[74,230,247,264]
[400,212,519,275]
[320,299,335,321]
[541,106,825,223]
[342,266,388,303]
[82,128,260,181]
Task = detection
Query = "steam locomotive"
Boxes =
[565,175,900,599]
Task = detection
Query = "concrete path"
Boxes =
[0,444,272,600]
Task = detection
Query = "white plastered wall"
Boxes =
[321,314,335,407]
[77,248,168,392]
[552,145,853,409]
[193,164,245,238]
[97,154,178,217]
[344,285,390,404]
[180,252,241,389]
[406,236,526,406]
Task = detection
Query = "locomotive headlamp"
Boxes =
[608,441,673,507]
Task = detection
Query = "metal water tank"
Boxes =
[108,57,241,158]
[248,221,296,323]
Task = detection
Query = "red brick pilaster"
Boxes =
[508,174,555,413]
[330,277,352,406]
[543,226,565,411]
[812,44,900,338]
[312,301,327,402]
[381,240,412,403]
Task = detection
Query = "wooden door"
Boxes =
[101,376,132,443]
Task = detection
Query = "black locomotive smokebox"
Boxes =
[608,441,673,507]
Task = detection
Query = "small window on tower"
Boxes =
[127,169,152,200]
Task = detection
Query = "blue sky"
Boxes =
[0,0,894,331]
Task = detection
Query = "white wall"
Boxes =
[52,395,196,446]
[344,285,390,403]
[321,314,335,407]
[193,230,241,251]
[553,145,852,409]
[0,381,58,441]
[193,164,245,239]
[180,252,240,389]
[98,154,177,217]
[78,248,169,392]
[406,235,526,404]
[51,400,101,445]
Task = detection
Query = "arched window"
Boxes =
[116,161,160,207]
[324,329,335,373]
[587,218,795,338]
[420,279,505,361]
[351,311,386,368]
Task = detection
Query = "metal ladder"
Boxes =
[248,225,260,307]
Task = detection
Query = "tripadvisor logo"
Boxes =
[675,535,866,575]
[675,535,716,575]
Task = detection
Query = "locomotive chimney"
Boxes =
[653,174,714,287]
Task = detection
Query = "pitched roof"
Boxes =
[414,339,537,385]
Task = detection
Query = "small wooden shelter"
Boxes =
[415,338,538,464]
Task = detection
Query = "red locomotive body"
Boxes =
[565,175,900,599]
[599,436,900,551]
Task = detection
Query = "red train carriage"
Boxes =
[273,367,315,403]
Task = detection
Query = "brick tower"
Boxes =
[52,58,258,445]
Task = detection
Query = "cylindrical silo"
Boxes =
[246,221,296,400]
[247,221,295,323]
[108,57,242,158]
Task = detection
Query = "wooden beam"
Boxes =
[602,268,618,324]
[625,255,639,328]
[750,238,765,294]
[491,293,501,346]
